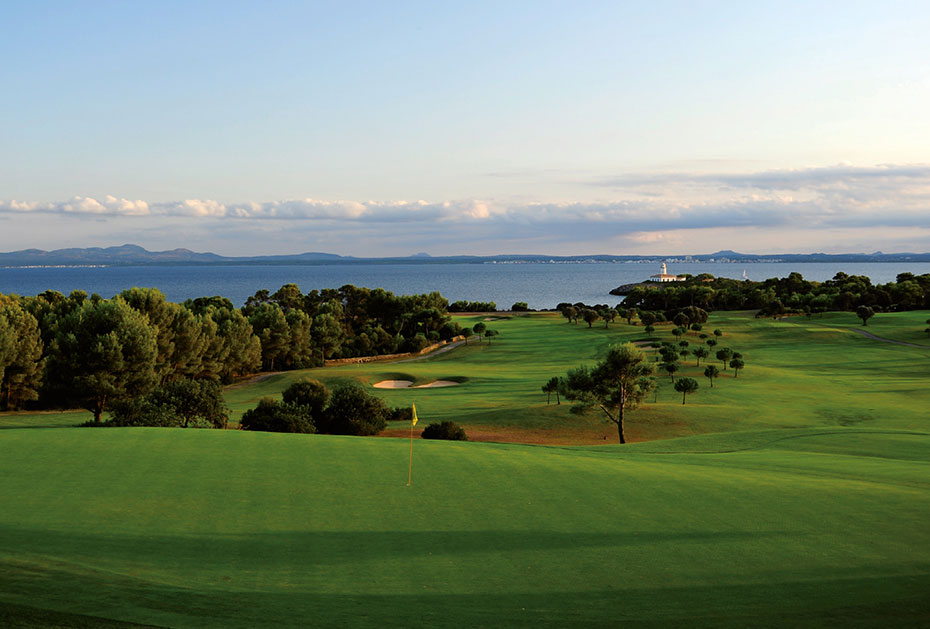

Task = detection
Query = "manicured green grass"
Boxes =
[222,310,930,444]
[796,310,930,347]
[7,310,927,446]
[0,427,927,627]
[2,311,928,625]
[3,310,928,446]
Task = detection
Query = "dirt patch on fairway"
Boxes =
[373,380,414,389]
[372,380,462,389]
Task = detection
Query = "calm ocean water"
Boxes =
[2,262,930,310]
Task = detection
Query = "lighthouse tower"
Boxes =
[650,261,681,283]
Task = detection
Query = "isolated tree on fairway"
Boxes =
[582,309,599,328]
[713,329,723,339]
[644,324,655,336]
[706,338,718,349]
[542,376,562,404]
[663,362,679,379]
[672,327,685,340]
[45,297,158,422]
[600,308,617,328]
[484,329,499,344]
[704,365,719,388]
[560,342,655,444]
[716,347,734,370]
[674,377,699,405]
[693,346,709,366]
[690,323,703,334]
[856,305,875,326]
[729,358,745,377]
[563,306,579,324]
[460,326,473,344]
[473,322,487,342]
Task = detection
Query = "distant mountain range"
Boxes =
[1,244,929,267]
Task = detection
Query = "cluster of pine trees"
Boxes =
[0,283,458,420]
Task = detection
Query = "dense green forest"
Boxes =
[0,284,459,418]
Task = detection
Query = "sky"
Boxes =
[2,1,930,257]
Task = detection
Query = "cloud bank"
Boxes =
[3,164,930,255]
[4,164,929,232]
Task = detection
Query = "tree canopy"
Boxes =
[559,343,655,444]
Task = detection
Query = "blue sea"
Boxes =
[2,262,930,310]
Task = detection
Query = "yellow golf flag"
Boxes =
[411,403,418,426]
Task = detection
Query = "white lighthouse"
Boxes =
[650,261,683,283]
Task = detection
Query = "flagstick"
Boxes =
[407,420,414,486]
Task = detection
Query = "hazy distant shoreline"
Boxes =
[2,244,930,268]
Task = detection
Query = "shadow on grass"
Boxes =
[0,526,791,568]
[1,553,927,628]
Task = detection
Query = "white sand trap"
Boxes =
[413,380,460,388]
[372,380,413,389]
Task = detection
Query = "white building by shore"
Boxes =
[650,262,684,283]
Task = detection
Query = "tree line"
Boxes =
[0,283,463,420]
[619,271,930,317]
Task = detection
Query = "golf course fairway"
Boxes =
[1,426,928,627]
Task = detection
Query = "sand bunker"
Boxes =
[372,380,413,389]
[372,380,461,389]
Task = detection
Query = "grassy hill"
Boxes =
[1,427,928,627]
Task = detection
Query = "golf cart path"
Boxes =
[845,327,928,348]
[391,337,475,363]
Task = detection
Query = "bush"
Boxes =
[387,406,413,422]
[320,383,387,436]
[421,420,467,441]
[240,397,315,433]
[282,378,330,420]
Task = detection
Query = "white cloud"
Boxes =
[2,164,930,241]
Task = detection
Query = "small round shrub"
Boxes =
[240,398,315,434]
[421,421,467,441]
